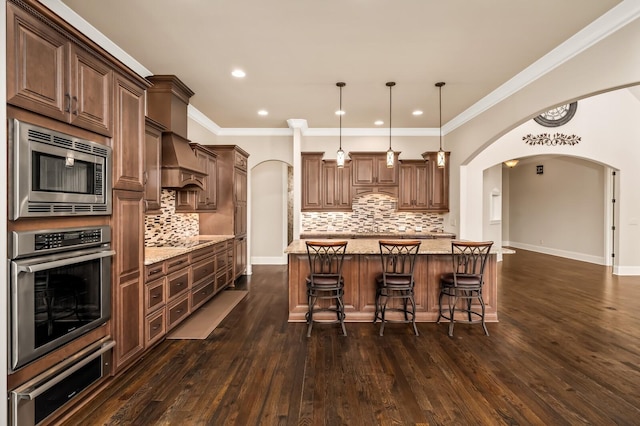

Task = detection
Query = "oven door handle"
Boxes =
[17,250,116,273]
[17,340,116,400]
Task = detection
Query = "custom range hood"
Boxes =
[146,75,205,190]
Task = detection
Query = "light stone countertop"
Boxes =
[285,238,514,255]
[144,235,235,265]
[300,230,456,239]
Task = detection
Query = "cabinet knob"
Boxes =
[64,93,71,113]
[72,96,78,115]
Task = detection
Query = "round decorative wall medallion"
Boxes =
[533,102,578,127]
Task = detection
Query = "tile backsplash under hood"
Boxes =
[301,193,444,233]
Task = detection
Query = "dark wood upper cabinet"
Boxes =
[322,160,352,211]
[423,152,450,212]
[398,160,429,211]
[144,117,165,214]
[301,153,323,211]
[7,2,113,137]
[350,152,399,186]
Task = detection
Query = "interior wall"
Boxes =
[507,156,606,264]
[482,164,503,257]
[251,161,288,264]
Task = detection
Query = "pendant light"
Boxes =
[436,82,446,168]
[336,82,346,168]
[386,82,396,168]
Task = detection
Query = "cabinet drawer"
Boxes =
[167,294,190,329]
[145,309,166,346]
[166,254,189,273]
[192,281,215,310]
[167,268,190,299]
[192,258,215,286]
[145,278,165,312]
[145,262,166,283]
[216,271,229,292]
[191,245,214,264]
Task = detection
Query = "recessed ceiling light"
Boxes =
[335,110,345,116]
[374,120,384,126]
[412,110,423,116]
[231,69,246,78]
[258,110,268,116]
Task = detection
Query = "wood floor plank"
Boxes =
[60,254,640,425]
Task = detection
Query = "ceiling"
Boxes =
[56,0,624,130]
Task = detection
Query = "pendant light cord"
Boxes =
[436,82,445,151]
[386,82,396,150]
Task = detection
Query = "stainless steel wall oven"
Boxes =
[9,226,114,371]
[9,118,112,219]
[10,338,115,426]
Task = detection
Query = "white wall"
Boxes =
[251,161,288,264]
[506,156,606,264]
[462,87,640,275]
[482,164,503,258]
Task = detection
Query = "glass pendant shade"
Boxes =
[386,148,394,168]
[336,148,345,168]
[437,149,446,168]
[504,159,519,168]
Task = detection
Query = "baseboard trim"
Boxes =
[251,256,287,265]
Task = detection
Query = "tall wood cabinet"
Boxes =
[199,146,249,279]
[398,160,429,211]
[6,0,150,377]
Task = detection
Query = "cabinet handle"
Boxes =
[175,281,184,287]
[72,96,78,115]
[152,325,160,331]
[176,309,183,314]
[152,294,159,299]
[149,268,162,275]
[143,171,148,185]
[64,93,71,113]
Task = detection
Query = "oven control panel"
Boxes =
[10,226,111,259]
[35,229,103,251]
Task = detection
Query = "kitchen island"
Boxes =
[286,238,506,323]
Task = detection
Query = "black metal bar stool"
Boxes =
[437,240,493,337]
[374,240,421,336]
[305,240,348,337]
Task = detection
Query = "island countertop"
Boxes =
[285,238,512,256]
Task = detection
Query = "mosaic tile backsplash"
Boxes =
[145,190,199,246]
[301,193,444,233]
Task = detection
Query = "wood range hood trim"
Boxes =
[161,132,206,190]
[146,74,205,190]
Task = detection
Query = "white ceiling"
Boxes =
[54,0,628,131]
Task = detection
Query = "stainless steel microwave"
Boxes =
[9,118,112,219]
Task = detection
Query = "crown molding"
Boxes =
[217,128,293,137]
[445,0,640,134]
[303,128,440,137]
[42,0,640,138]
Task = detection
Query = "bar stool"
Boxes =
[374,240,421,336]
[305,240,348,337]
[437,240,493,337]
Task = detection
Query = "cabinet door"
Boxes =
[69,44,113,136]
[6,3,68,122]
[113,73,145,191]
[302,154,323,210]
[234,168,247,204]
[352,155,375,185]
[203,154,217,210]
[414,163,429,208]
[235,236,247,278]
[375,155,398,185]
[323,161,351,210]
[426,152,450,211]
[144,118,163,214]
[398,164,415,209]
[111,190,144,372]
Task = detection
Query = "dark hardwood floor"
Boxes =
[62,250,640,425]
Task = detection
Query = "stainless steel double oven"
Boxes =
[8,226,114,424]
